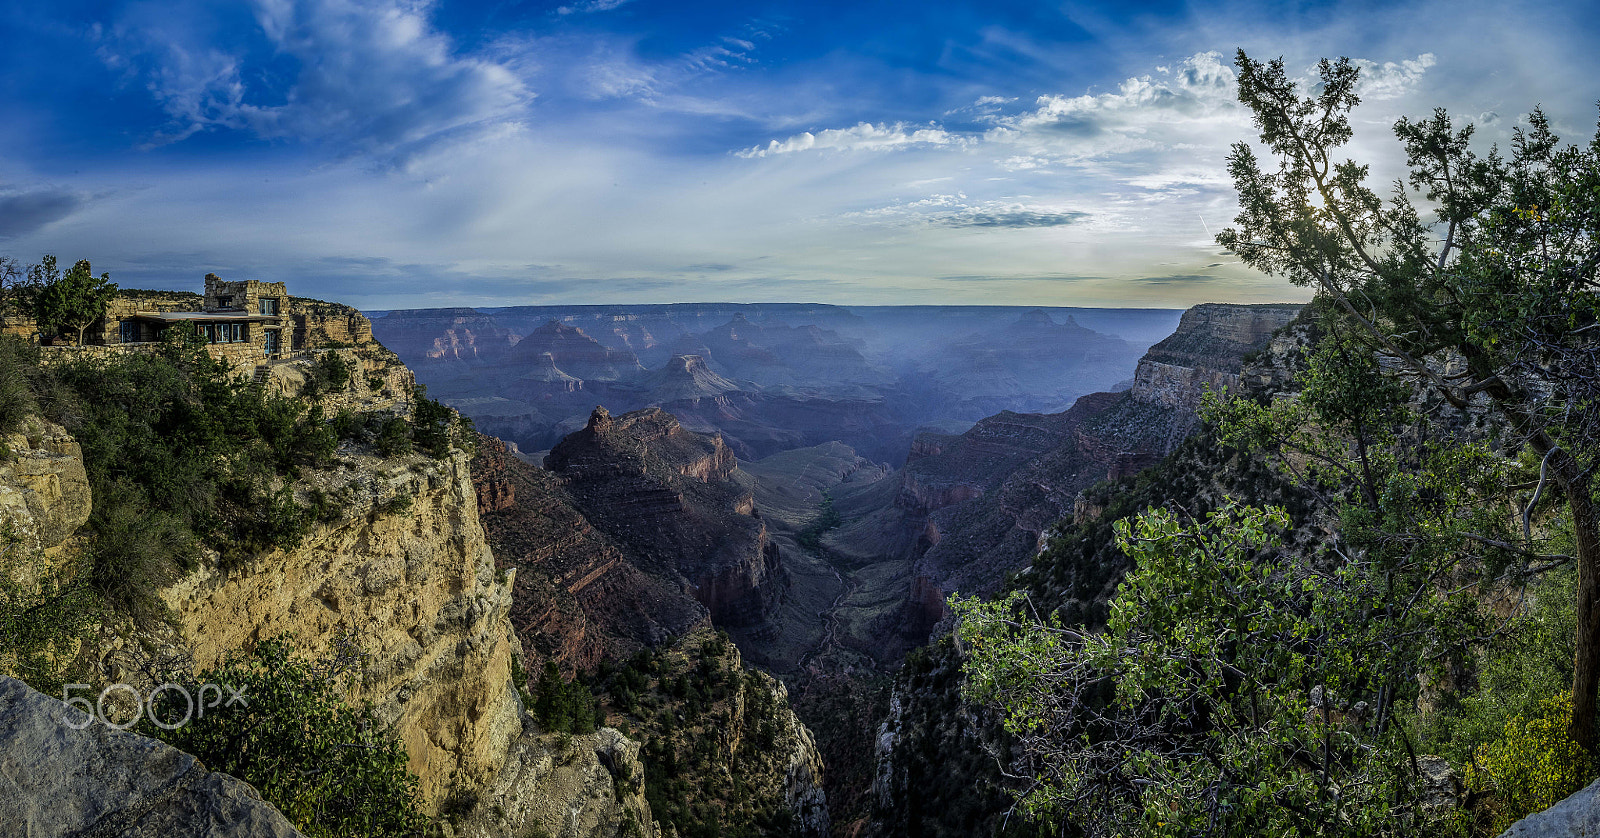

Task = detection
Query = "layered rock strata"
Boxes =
[546,407,785,627]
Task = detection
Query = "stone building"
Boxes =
[101,274,292,367]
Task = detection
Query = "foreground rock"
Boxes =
[0,676,305,838]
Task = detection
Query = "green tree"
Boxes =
[145,635,424,838]
[1219,51,1600,749]
[30,256,118,345]
[957,499,1473,837]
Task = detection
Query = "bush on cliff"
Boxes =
[145,635,425,838]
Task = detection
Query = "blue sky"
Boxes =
[0,0,1595,309]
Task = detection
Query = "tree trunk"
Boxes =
[1570,479,1600,752]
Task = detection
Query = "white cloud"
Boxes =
[983,51,1244,162]
[103,0,532,158]
[737,122,968,158]
[1351,53,1437,100]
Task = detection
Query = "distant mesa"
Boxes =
[1016,308,1055,326]
[630,354,744,402]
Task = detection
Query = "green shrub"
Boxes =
[0,335,38,435]
[145,635,425,838]
[1466,692,1596,832]
[376,415,413,457]
[83,493,198,630]
[302,352,353,399]
[533,661,598,734]
[0,523,95,692]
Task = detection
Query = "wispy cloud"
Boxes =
[737,122,968,158]
[99,0,532,159]
[556,0,632,15]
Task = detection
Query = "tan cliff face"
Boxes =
[156,445,524,812]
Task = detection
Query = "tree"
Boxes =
[1218,52,1600,749]
[31,256,118,345]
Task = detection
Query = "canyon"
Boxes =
[2,294,1312,838]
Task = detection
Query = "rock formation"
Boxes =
[0,415,91,554]
[546,407,784,627]
[471,431,709,676]
[372,303,1173,467]
[458,725,657,838]
[0,676,306,838]
[625,353,744,402]
[372,307,518,365]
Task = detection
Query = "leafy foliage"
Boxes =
[145,636,424,838]
[959,499,1471,837]
[50,332,327,570]
[301,351,353,399]
[1219,48,1600,748]
[532,660,600,735]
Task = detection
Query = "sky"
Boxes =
[0,0,1595,310]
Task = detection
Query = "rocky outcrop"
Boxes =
[146,444,524,814]
[518,351,584,396]
[471,430,708,676]
[459,724,657,838]
[0,415,91,553]
[0,676,306,838]
[626,354,744,402]
[1130,303,1303,409]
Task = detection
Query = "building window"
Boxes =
[260,298,279,316]
[120,320,136,343]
